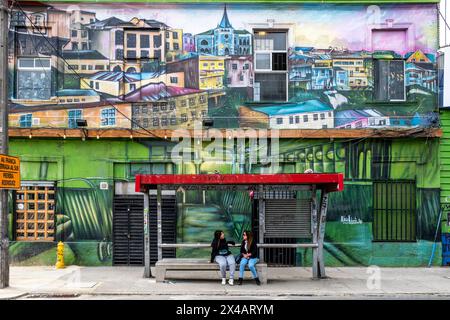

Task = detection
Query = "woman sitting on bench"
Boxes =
[210,230,236,286]
[238,230,261,285]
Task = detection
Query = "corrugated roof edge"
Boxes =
[19,0,440,4]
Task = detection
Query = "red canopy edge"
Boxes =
[135,173,344,193]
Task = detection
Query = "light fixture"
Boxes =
[29,133,32,139]
[202,117,214,128]
[96,135,100,140]
[63,134,66,139]
[130,134,133,140]
[76,119,88,127]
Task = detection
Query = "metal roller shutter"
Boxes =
[264,199,311,238]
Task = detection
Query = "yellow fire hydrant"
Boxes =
[55,241,65,269]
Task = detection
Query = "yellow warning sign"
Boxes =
[0,155,20,189]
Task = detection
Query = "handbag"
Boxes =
[235,254,242,264]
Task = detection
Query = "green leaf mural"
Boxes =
[56,184,113,241]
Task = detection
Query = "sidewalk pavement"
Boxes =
[1,266,450,299]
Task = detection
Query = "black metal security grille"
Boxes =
[149,195,177,264]
[113,195,144,266]
[373,180,416,242]
[263,237,297,267]
[113,194,177,266]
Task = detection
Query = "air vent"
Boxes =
[100,182,109,190]
[32,118,40,126]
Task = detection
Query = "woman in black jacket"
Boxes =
[210,230,236,285]
[237,230,260,285]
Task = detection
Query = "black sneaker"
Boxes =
[255,278,261,286]
[238,278,243,285]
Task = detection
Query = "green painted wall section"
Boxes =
[14,139,151,187]
[440,110,450,202]
[7,137,442,266]
[440,109,450,234]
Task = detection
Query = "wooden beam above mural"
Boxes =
[9,128,443,139]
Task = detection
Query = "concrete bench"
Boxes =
[154,258,268,284]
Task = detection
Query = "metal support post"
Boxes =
[0,0,9,289]
[311,186,318,279]
[157,185,163,261]
[317,191,329,278]
[258,185,265,262]
[143,190,151,278]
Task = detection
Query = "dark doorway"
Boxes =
[113,194,177,266]
[113,195,144,266]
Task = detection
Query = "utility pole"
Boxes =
[0,0,9,288]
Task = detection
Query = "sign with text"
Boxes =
[0,155,20,189]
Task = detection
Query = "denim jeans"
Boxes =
[239,257,259,279]
[214,254,236,279]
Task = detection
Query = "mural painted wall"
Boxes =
[7,137,441,266]
[7,3,439,130]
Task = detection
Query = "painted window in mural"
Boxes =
[254,73,287,101]
[254,30,288,102]
[254,31,287,51]
[68,109,82,128]
[101,108,116,126]
[15,184,55,241]
[19,114,32,128]
[16,57,51,100]
[372,180,416,242]
[129,162,173,177]
[374,60,406,101]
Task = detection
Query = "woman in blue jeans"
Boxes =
[238,230,260,285]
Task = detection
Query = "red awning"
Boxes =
[135,173,344,193]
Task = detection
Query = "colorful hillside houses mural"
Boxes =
[7,3,439,130]
[5,1,444,268]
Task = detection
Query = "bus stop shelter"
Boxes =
[135,173,344,279]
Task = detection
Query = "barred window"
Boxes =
[373,180,416,242]
[15,184,55,241]
[17,58,51,100]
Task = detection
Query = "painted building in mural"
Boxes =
[5,1,445,267]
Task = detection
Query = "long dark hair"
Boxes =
[214,230,223,248]
[244,230,253,248]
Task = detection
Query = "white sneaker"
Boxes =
[228,278,234,286]
[221,278,226,285]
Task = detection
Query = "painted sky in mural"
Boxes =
[7,3,439,130]
[59,3,438,52]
